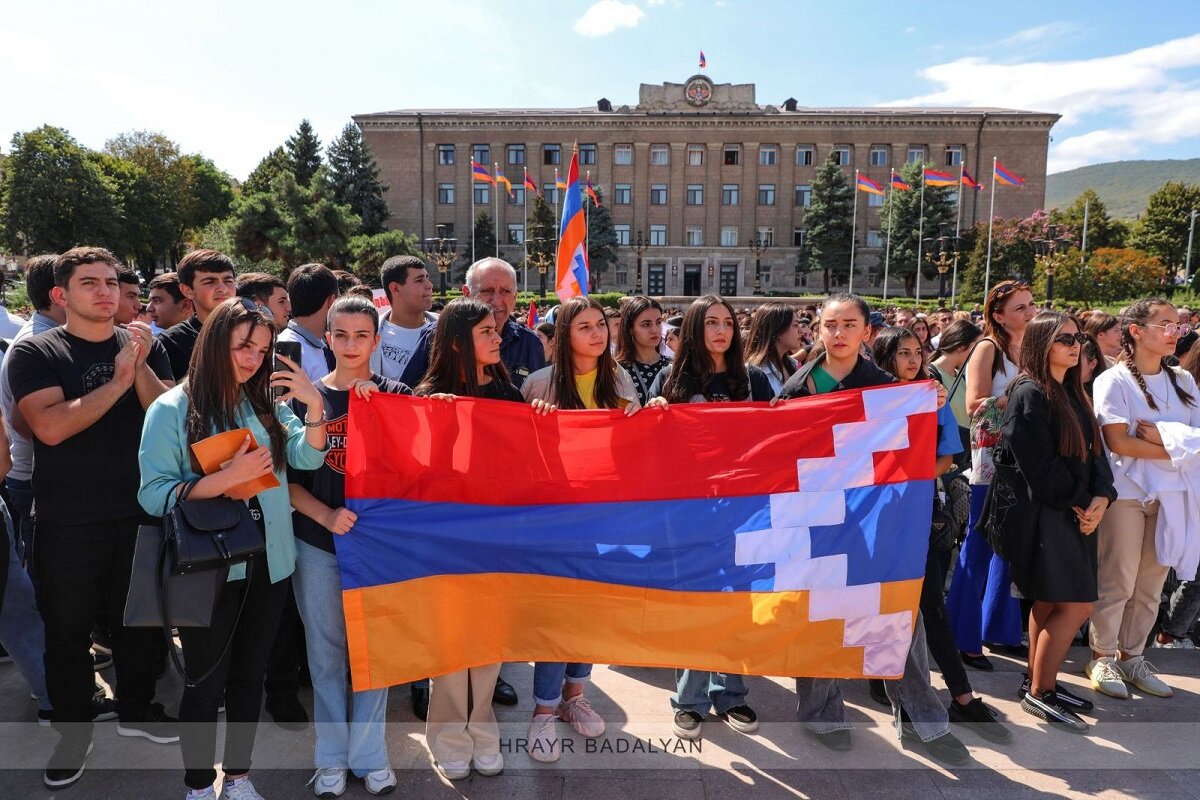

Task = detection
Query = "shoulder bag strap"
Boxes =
[945,336,996,402]
[158,554,254,689]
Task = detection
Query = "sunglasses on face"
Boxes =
[1144,322,1192,337]
[1053,332,1088,347]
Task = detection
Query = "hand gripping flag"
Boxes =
[554,147,589,300]
[338,382,938,690]
[923,168,957,187]
[856,174,885,195]
[993,160,1025,187]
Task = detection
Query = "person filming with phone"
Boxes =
[138,297,329,800]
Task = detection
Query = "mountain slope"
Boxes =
[1046,159,1200,219]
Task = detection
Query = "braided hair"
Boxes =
[1117,298,1195,412]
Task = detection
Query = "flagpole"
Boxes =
[523,169,529,293]
[585,169,591,293]
[493,162,500,262]
[470,162,476,264]
[984,157,998,298]
[915,167,926,304]
[952,165,964,306]
[1080,197,1090,267]
[554,168,561,242]
[883,172,895,303]
[849,170,859,294]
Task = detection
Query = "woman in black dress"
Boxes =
[1002,312,1116,732]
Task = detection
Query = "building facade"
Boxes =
[355,76,1058,297]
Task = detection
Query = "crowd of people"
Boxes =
[0,246,1198,798]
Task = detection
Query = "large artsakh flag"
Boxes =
[339,383,937,691]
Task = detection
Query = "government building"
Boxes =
[355,76,1058,297]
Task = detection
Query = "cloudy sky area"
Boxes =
[2,0,1197,180]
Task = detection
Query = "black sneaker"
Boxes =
[92,651,112,672]
[1017,675,1094,712]
[901,726,971,766]
[492,677,519,706]
[803,726,852,751]
[38,698,119,728]
[265,694,310,730]
[717,704,759,734]
[960,652,993,671]
[1020,690,1088,733]
[117,702,180,744]
[673,709,703,740]
[948,697,1011,744]
[44,739,93,789]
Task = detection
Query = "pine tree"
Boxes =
[1051,189,1124,250]
[802,154,854,291]
[243,147,290,196]
[876,161,956,297]
[472,210,497,262]
[584,187,617,292]
[327,123,390,235]
[286,120,323,188]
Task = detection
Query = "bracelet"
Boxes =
[303,414,326,428]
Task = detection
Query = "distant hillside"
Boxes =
[1046,159,1200,219]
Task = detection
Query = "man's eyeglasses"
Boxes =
[1144,322,1192,337]
[1053,332,1088,347]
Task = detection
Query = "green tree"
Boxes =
[472,210,497,262]
[93,152,157,266]
[583,187,617,292]
[960,210,1076,298]
[229,169,360,268]
[327,123,390,235]
[286,120,323,188]
[0,126,118,253]
[802,154,854,291]
[178,155,234,254]
[348,229,422,280]
[876,161,957,297]
[1131,181,1200,275]
[244,147,290,196]
[524,195,557,292]
[1050,189,1125,251]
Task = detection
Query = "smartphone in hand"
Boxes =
[272,340,303,400]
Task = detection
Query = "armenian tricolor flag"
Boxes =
[586,175,601,207]
[339,382,938,690]
[495,167,514,198]
[554,147,589,301]
[470,160,494,184]
[891,174,912,191]
[555,168,567,191]
[523,168,539,196]
[527,300,538,328]
[961,170,982,190]
[699,50,707,69]
[993,160,1025,187]
[923,168,957,187]
[856,174,885,195]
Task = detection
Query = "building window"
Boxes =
[721,226,739,247]
[719,264,738,295]
[472,144,489,165]
[759,145,778,166]
[474,185,489,204]
[687,144,705,166]
[543,184,559,204]
[867,192,884,208]
[866,230,884,248]
[796,145,815,166]
[648,264,666,295]
[723,145,740,166]
[507,144,525,165]
[758,184,776,206]
[686,184,704,205]
[762,270,772,287]
[508,186,525,205]
[650,145,669,166]
[614,144,633,165]
[946,145,964,166]
[906,145,925,165]
[650,184,668,205]
[579,144,597,165]
[507,224,524,245]
[756,227,774,247]
[870,146,889,167]
[685,226,703,246]
[614,184,631,205]
[543,144,561,166]
[437,145,455,165]
[649,225,667,246]
[614,224,630,246]
[832,146,851,166]
[437,183,455,204]
[792,228,807,247]
[722,184,739,205]
[615,269,628,284]
[794,184,812,207]
[436,223,455,239]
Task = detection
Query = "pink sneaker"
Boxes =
[556,695,605,738]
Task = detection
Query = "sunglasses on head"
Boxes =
[236,297,274,320]
[992,281,1030,298]
[1053,332,1088,347]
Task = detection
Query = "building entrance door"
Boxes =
[683,265,701,296]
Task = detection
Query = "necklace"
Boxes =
[1143,369,1171,412]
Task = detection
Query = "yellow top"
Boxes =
[574,369,630,409]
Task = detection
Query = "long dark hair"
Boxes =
[416,298,511,396]
[744,302,798,381]
[984,279,1029,376]
[185,298,286,469]
[550,296,622,409]
[872,326,931,381]
[1181,338,1200,385]
[614,295,663,364]
[1019,312,1102,459]
[934,319,982,355]
[663,295,749,402]
[1116,298,1195,412]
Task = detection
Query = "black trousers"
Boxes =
[178,564,288,790]
[263,582,307,700]
[921,544,972,698]
[33,516,160,733]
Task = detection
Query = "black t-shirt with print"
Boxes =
[289,375,411,553]
[620,355,672,406]
[7,326,173,524]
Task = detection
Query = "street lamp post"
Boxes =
[526,221,555,299]
[1033,224,1075,306]
[630,231,649,295]
[748,236,768,295]
[923,225,958,302]
[422,233,458,298]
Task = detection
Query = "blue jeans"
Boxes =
[672,670,748,715]
[292,541,390,775]
[532,662,591,707]
[945,484,1023,652]
[0,499,49,710]
[5,478,34,572]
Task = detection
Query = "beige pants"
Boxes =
[426,663,501,764]
[1089,499,1170,658]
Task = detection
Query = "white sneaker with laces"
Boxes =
[1120,656,1173,697]
[1152,636,1196,649]
[363,768,397,795]
[1086,657,1129,699]
[473,752,504,776]
[436,760,471,780]
[556,695,605,738]
[527,713,561,763]
[222,777,265,800]
[307,767,347,798]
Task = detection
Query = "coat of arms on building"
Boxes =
[685,76,713,107]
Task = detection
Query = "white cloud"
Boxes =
[999,22,1076,47]
[574,0,645,37]
[887,33,1200,173]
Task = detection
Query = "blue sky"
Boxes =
[2,1,1198,180]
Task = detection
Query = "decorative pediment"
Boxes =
[636,75,759,112]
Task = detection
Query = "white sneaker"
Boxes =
[185,787,217,799]
[436,760,471,780]
[1086,657,1129,699]
[473,753,504,776]
[1120,656,1173,698]
[222,777,265,800]
[556,695,605,738]
[307,767,347,798]
[1152,636,1196,649]
[527,713,561,763]
[363,768,397,795]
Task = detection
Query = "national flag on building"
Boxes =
[471,160,494,184]
[554,146,589,301]
[339,382,938,690]
[585,175,601,207]
[523,168,539,196]
[891,174,912,191]
[993,160,1025,187]
[495,167,514,198]
[960,170,982,190]
[856,174,885,195]
[555,168,567,191]
[923,168,957,187]
[699,50,707,69]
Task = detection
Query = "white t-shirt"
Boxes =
[277,324,332,386]
[1093,362,1200,500]
[370,317,426,381]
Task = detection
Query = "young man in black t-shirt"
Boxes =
[6,247,176,789]
[156,249,237,380]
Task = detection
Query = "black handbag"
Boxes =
[166,480,265,574]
